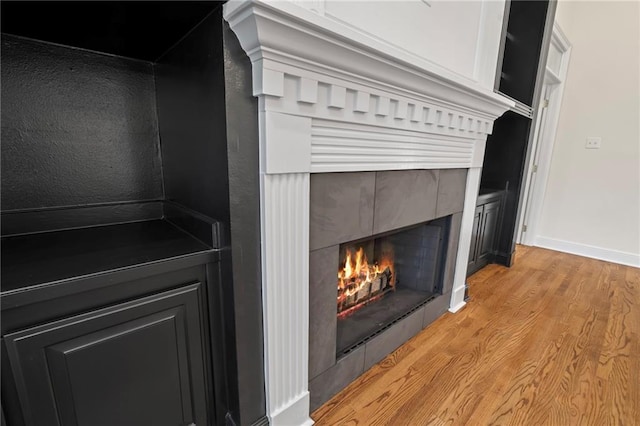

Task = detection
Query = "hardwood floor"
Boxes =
[311,246,640,425]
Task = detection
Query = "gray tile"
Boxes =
[436,169,467,218]
[363,306,425,371]
[373,170,439,234]
[442,212,462,294]
[310,172,375,250]
[309,346,365,411]
[422,292,450,328]
[309,246,339,379]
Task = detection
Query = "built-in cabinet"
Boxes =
[468,191,504,276]
[1,236,222,425]
[472,0,557,274]
[3,280,212,426]
[1,3,266,425]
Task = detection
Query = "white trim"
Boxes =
[544,66,562,85]
[518,23,572,246]
[449,167,484,310]
[262,111,312,174]
[448,300,467,314]
[518,84,552,244]
[473,0,507,88]
[535,236,640,268]
[310,120,478,173]
[263,71,500,139]
[260,173,310,425]
[551,21,571,52]
[270,392,314,426]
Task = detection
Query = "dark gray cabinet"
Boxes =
[468,191,504,276]
[468,205,483,273]
[478,200,500,265]
[4,284,210,426]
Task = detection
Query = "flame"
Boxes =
[344,251,352,278]
[337,246,394,316]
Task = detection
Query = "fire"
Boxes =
[337,246,394,316]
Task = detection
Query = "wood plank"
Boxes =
[312,246,640,425]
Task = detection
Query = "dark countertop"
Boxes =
[1,219,214,294]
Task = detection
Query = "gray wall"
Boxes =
[310,169,467,250]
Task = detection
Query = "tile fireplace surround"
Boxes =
[224,1,513,424]
[308,169,465,410]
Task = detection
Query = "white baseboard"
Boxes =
[449,285,468,313]
[448,301,467,313]
[269,391,314,426]
[534,236,640,268]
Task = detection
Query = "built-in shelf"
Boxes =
[480,0,555,269]
[497,0,550,106]
[1,220,213,294]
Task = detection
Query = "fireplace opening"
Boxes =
[336,216,450,356]
[337,244,395,317]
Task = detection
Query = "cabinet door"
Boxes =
[478,200,501,264]
[4,283,209,426]
[467,205,484,275]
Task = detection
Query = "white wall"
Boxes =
[295,0,506,89]
[324,1,482,78]
[536,0,640,267]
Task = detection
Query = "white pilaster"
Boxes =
[449,136,488,312]
[261,173,313,426]
[449,166,482,312]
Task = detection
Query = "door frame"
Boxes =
[517,22,571,245]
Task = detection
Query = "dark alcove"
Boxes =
[1,2,266,425]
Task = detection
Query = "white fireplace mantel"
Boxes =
[224,1,513,424]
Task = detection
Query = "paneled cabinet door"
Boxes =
[467,205,484,272]
[4,283,209,426]
[467,197,502,276]
[478,200,500,264]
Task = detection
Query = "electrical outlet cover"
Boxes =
[586,137,601,149]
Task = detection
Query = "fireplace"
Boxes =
[223,1,513,423]
[308,169,465,409]
[336,217,450,356]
